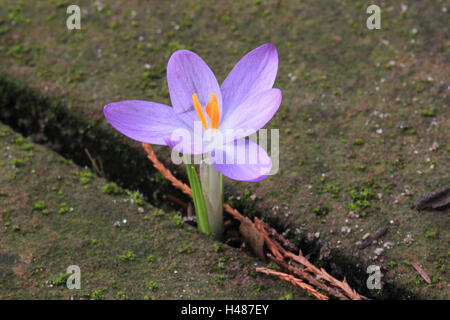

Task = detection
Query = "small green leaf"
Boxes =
[184,155,210,234]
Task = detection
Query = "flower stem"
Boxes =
[183,154,210,234]
[199,159,224,240]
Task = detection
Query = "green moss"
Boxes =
[0,25,9,35]
[153,210,164,217]
[101,182,121,195]
[279,293,293,300]
[402,260,412,267]
[316,182,341,198]
[79,176,90,185]
[388,261,398,268]
[266,263,281,271]
[347,183,378,211]
[418,107,436,117]
[177,243,195,254]
[425,231,437,239]
[148,281,158,292]
[312,204,330,216]
[32,200,46,211]
[7,44,30,60]
[126,190,144,206]
[79,170,94,185]
[58,202,70,214]
[0,127,11,137]
[14,136,33,150]
[213,274,226,286]
[49,273,70,286]
[172,214,184,228]
[119,251,136,262]
[167,41,189,55]
[91,289,105,300]
[10,158,24,168]
[245,268,257,277]
[433,259,446,273]
[213,243,225,253]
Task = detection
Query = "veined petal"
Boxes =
[211,139,272,182]
[175,109,203,131]
[103,100,189,145]
[167,49,223,118]
[220,88,282,143]
[221,43,278,122]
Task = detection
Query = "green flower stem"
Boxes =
[220,171,224,201]
[183,154,210,234]
[199,159,224,240]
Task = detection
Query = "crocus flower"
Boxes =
[104,44,281,181]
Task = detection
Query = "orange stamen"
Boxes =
[205,93,220,131]
[193,93,220,132]
[192,93,208,130]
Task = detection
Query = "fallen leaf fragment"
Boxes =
[239,218,266,261]
[411,262,431,284]
[358,226,389,249]
[412,186,450,211]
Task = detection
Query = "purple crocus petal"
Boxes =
[211,139,272,182]
[220,43,278,123]
[220,88,282,143]
[167,49,223,118]
[172,109,200,131]
[104,100,190,145]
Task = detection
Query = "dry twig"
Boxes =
[266,254,349,300]
[84,148,105,178]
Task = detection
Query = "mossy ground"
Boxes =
[0,123,310,299]
[0,0,448,298]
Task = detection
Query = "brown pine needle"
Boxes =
[256,267,329,300]
[141,142,364,300]
[223,203,247,223]
[284,251,361,300]
[266,254,349,300]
